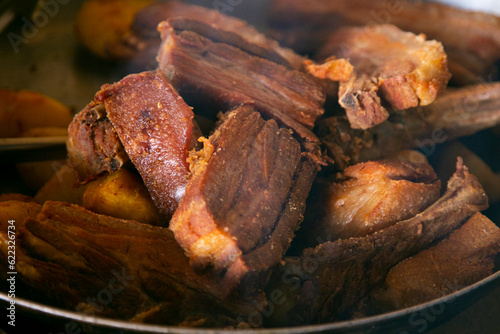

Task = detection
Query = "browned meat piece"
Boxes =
[272,159,488,325]
[157,17,325,145]
[95,71,200,220]
[0,201,257,327]
[312,24,450,129]
[317,83,500,170]
[128,1,305,71]
[306,155,440,242]
[370,212,500,311]
[169,106,319,300]
[269,0,500,83]
[67,101,128,183]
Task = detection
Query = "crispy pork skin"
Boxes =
[371,212,500,311]
[314,24,450,129]
[95,71,199,220]
[0,201,256,327]
[309,156,440,241]
[157,17,325,144]
[67,101,128,183]
[169,106,319,300]
[276,159,488,325]
[269,0,500,82]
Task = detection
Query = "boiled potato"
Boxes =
[0,89,72,138]
[82,169,165,226]
[75,0,155,59]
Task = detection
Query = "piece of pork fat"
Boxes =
[304,155,441,243]
[268,0,500,84]
[0,201,256,327]
[157,17,325,146]
[310,24,450,130]
[169,105,320,300]
[317,82,500,170]
[126,0,305,71]
[67,101,128,183]
[370,212,500,312]
[95,71,200,220]
[271,159,488,325]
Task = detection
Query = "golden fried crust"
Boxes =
[315,24,451,129]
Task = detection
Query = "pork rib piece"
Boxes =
[169,105,319,300]
[317,83,500,170]
[274,159,488,325]
[157,17,325,145]
[371,212,500,311]
[269,0,500,83]
[127,0,305,71]
[306,156,441,242]
[95,71,200,220]
[312,24,450,129]
[0,201,256,327]
[67,101,128,183]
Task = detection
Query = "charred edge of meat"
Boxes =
[316,83,500,170]
[169,106,320,302]
[157,18,326,149]
[95,71,198,220]
[283,158,488,324]
[67,101,129,184]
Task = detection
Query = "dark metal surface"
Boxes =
[0,271,499,334]
[0,0,499,333]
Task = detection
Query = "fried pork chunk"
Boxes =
[94,71,201,220]
[308,155,440,241]
[0,201,257,327]
[311,24,450,129]
[317,82,500,170]
[269,0,500,84]
[128,0,305,71]
[67,101,128,183]
[157,17,325,145]
[169,106,319,300]
[371,212,500,311]
[272,159,488,325]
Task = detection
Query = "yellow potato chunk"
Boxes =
[75,0,155,59]
[0,89,73,138]
[82,169,166,226]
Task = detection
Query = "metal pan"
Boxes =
[0,271,499,333]
[0,0,499,333]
